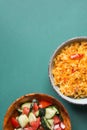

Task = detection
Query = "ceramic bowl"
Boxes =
[49,37,87,105]
[3,93,71,130]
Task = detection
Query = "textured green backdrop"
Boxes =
[0,0,87,129]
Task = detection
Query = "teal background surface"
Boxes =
[0,0,87,129]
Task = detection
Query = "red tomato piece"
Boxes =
[11,117,20,128]
[22,107,30,115]
[24,127,33,130]
[55,128,62,130]
[25,124,30,128]
[53,115,60,125]
[70,54,84,60]
[33,103,39,111]
[39,100,52,108]
[30,117,40,130]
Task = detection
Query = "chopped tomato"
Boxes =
[53,115,60,125]
[22,107,30,115]
[24,127,33,130]
[30,117,40,130]
[11,117,20,128]
[39,100,52,108]
[25,124,30,128]
[55,128,62,130]
[33,103,39,111]
[70,53,84,60]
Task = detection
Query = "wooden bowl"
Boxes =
[3,93,71,130]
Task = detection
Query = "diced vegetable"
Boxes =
[41,117,51,130]
[11,117,20,128]
[47,119,54,127]
[30,117,40,130]
[53,115,60,124]
[18,114,29,128]
[70,53,84,60]
[21,103,31,109]
[28,112,36,123]
[33,103,39,111]
[23,128,33,130]
[39,101,52,108]
[17,108,23,113]
[30,99,39,112]
[29,99,39,112]
[11,99,65,130]
[22,107,30,115]
[14,128,23,130]
[36,108,45,117]
[45,106,59,119]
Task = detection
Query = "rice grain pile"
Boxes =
[52,41,87,98]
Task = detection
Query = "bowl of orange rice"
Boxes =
[49,37,87,105]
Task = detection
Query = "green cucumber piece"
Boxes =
[28,112,36,123]
[41,117,51,130]
[18,114,29,128]
[21,102,31,109]
[17,108,23,113]
[47,119,54,127]
[45,106,59,119]
[36,108,45,117]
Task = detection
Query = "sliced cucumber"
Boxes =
[47,119,54,127]
[45,106,59,119]
[18,114,29,128]
[17,108,23,113]
[36,108,45,117]
[28,112,36,123]
[35,110,39,117]
[52,106,59,114]
[41,117,51,130]
[21,102,31,109]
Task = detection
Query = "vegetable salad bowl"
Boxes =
[3,93,71,130]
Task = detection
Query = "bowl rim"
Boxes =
[48,36,87,105]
